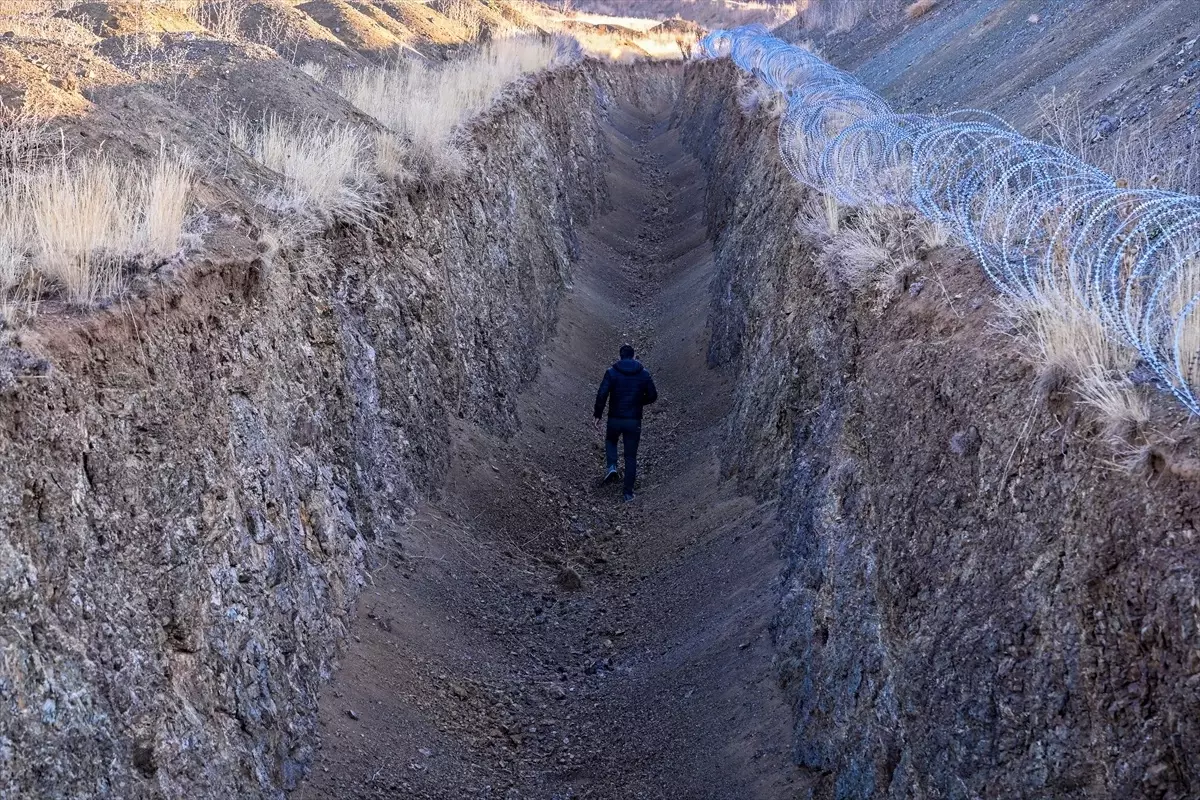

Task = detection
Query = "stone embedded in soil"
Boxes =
[556,566,583,591]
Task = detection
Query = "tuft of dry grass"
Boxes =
[996,284,1156,450]
[338,35,560,163]
[904,0,937,20]
[373,130,415,183]
[0,150,194,304]
[231,116,372,220]
[298,61,329,83]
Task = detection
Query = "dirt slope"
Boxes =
[790,0,1200,186]
[295,72,806,800]
[678,58,1200,800]
[0,63,614,799]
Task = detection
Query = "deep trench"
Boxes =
[293,79,804,799]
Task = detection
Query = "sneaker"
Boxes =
[623,493,635,503]
[603,467,619,484]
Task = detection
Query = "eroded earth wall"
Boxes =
[0,64,623,799]
[679,60,1200,800]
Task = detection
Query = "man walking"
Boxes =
[593,344,658,502]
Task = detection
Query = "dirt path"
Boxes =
[293,85,806,800]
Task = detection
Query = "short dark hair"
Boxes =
[619,344,635,359]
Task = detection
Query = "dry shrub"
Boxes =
[338,35,560,164]
[231,116,371,220]
[184,0,244,40]
[904,0,937,20]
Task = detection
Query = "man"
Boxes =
[593,344,658,502]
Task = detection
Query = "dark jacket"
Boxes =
[594,358,658,421]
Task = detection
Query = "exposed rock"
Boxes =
[0,62,615,798]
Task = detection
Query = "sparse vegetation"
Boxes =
[338,35,562,166]
[230,116,372,221]
[904,0,937,20]
[563,1,798,29]
[799,0,899,32]
[185,0,245,40]
[0,149,193,306]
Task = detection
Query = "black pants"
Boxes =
[605,418,641,495]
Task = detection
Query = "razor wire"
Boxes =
[701,25,1200,416]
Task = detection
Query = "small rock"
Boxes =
[347,709,359,720]
[1094,115,1121,138]
[949,426,982,457]
[450,683,469,701]
[557,566,582,592]
[908,281,924,297]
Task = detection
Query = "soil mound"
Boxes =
[239,0,368,70]
[58,1,205,36]
[368,0,474,46]
[0,43,90,118]
[0,15,100,47]
[561,19,643,37]
[295,0,405,56]
[650,18,706,36]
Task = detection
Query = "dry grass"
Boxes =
[563,1,797,29]
[996,282,1156,450]
[298,61,329,83]
[814,204,918,313]
[183,0,245,40]
[1036,89,1200,193]
[338,35,560,162]
[1170,260,1200,400]
[737,74,787,118]
[231,116,372,220]
[0,149,193,305]
[800,0,899,32]
[910,217,951,251]
[373,130,415,183]
[904,0,937,20]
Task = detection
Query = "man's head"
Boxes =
[619,344,635,360]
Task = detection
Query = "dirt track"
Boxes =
[293,84,805,799]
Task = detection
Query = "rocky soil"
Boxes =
[0,60,614,799]
[680,58,1200,800]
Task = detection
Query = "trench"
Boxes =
[7,44,1193,800]
[294,76,805,799]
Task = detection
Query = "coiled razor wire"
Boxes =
[701,25,1200,416]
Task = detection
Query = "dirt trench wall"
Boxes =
[678,60,1200,800]
[0,63,629,799]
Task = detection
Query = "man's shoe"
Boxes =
[603,467,619,484]
[623,493,635,503]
